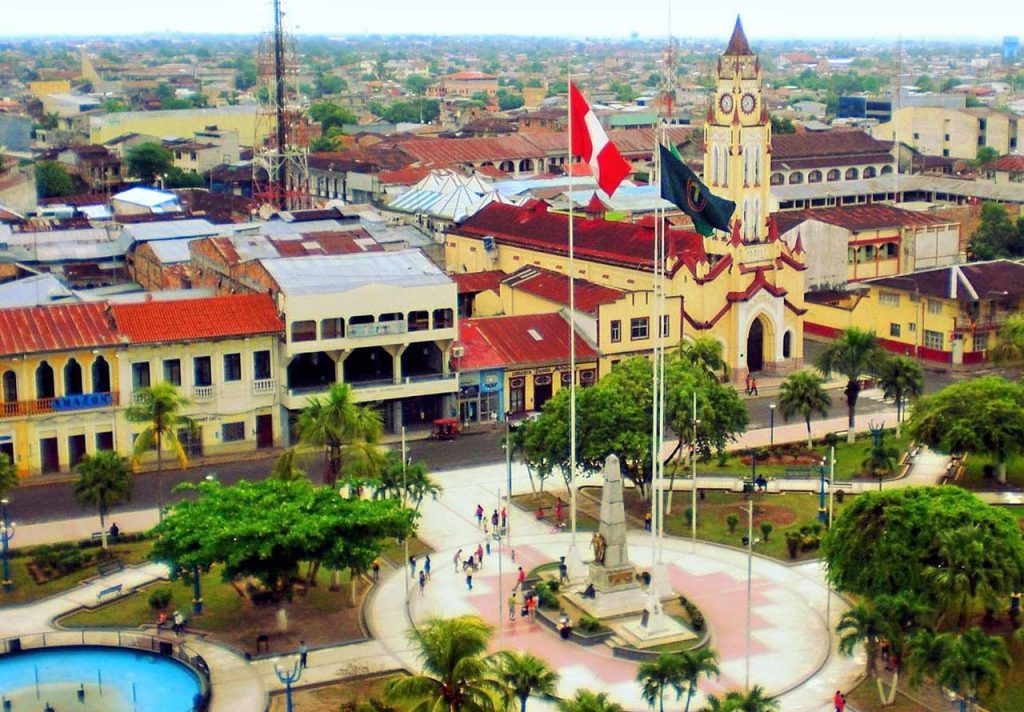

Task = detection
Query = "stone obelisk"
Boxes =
[589,454,637,592]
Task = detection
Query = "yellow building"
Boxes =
[445,18,806,380]
[28,80,71,99]
[89,105,264,147]
[876,106,1023,160]
[0,295,284,477]
[805,259,1024,367]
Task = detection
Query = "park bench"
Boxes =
[96,558,124,576]
[97,583,123,600]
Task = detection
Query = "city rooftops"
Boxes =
[260,249,452,296]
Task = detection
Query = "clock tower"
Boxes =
[704,16,771,242]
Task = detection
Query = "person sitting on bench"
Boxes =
[582,582,596,599]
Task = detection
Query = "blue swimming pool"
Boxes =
[0,645,203,712]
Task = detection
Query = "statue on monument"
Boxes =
[590,532,606,564]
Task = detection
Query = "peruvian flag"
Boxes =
[569,82,631,197]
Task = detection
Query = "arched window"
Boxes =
[752,199,761,240]
[711,146,720,185]
[743,148,751,185]
[788,172,804,185]
[92,356,111,393]
[36,361,55,399]
[499,160,514,173]
[754,150,761,185]
[742,199,751,239]
[518,158,534,173]
[64,358,83,395]
[845,167,860,180]
[722,148,729,187]
[880,165,894,175]
[827,169,841,182]
[1,370,16,402]
[770,172,784,186]
[808,170,822,183]
[863,166,877,178]
[783,331,792,359]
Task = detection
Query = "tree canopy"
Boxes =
[814,326,887,443]
[73,450,133,532]
[308,101,357,134]
[908,375,1024,483]
[823,487,1024,608]
[126,142,174,183]
[35,160,75,198]
[0,451,17,498]
[150,478,415,599]
[969,202,1024,260]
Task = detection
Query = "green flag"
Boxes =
[659,143,736,237]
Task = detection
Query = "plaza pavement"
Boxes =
[1,403,975,711]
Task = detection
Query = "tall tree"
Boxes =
[910,628,1011,711]
[556,690,625,712]
[698,685,779,712]
[926,525,1007,632]
[126,142,174,184]
[677,337,729,382]
[74,451,133,549]
[969,202,1024,260]
[777,371,831,448]
[636,654,686,712]
[35,161,75,198]
[990,314,1024,364]
[298,383,382,487]
[815,327,886,443]
[861,437,900,485]
[372,451,441,511]
[676,647,721,712]
[0,452,16,498]
[909,376,1024,483]
[492,650,559,712]
[125,382,190,515]
[837,601,886,677]
[385,615,508,712]
[875,355,924,437]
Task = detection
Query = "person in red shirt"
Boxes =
[555,498,564,525]
[516,566,525,589]
[834,690,845,712]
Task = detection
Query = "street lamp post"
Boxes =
[816,458,828,525]
[769,404,776,447]
[505,411,512,548]
[744,494,754,692]
[1,498,14,594]
[274,655,302,712]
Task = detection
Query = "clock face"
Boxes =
[741,93,756,114]
[718,93,733,114]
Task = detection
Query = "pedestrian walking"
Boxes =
[500,507,507,531]
[475,503,484,527]
[453,548,463,571]
[555,498,564,525]
[476,542,484,564]
[644,511,652,531]
[372,558,381,582]
[424,555,431,580]
[409,555,416,578]
[172,610,184,635]
[833,690,845,712]
[299,640,308,669]
[466,571,473,590]
[508,592,517,621]
[485,538,491,555]
[526,592,537,619]
[516,566,526,590]
[750,377,758,396]
[491,509,499,530]
[558,556,569,583]
[418,570,426,595]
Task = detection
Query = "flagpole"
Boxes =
[566,68,583,582]
[650,127,661,571]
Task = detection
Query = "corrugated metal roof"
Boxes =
[460,313,598,371]
[772,173,1024,204]
[123,218,220,243]
[111,187,180,209]
[774,204,949,234]
[0,274,75,308]
[260,249,452,296]
[502,266,624,315]
[451,270,507,295]
[110,293,283,343]
[388,189,443,214]
[865,259,1024,302]
[0,302,121,357]
[145,238,197,263]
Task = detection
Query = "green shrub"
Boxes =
[148,587,174,610]
[726,513,739,534]
[534,582,559,610]
[55,550,84,575]
[760,522,773,542]
[577,614,601,633]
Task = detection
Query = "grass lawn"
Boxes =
[269,674,406,712]
[512,491,599,532]
[2,539,152,606]
[622,489,852,562]
[381,536,433,568]
[956,453,1024,490]
[701,430,913,482]
[60,562,370,655]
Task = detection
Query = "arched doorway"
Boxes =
[746,319,765,373]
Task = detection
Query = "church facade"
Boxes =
[444,19,806,380]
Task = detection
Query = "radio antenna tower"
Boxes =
[658,3,677,124]
[252,0,310,211]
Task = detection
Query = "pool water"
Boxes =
[0,646,202,712]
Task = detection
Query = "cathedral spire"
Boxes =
[725,15,753,56]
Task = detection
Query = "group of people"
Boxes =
[474,503,508,535]
[157,609,187,635]
[408,554,432,595]
[744,374,759,396]
[454,543,489,590]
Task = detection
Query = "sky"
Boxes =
[1,0,1019,41]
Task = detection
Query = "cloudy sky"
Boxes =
[2,0,1016,41]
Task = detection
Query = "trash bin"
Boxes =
[742,481,754,494]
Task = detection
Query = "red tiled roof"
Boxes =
[451,270,507,295]
[448,71,497,81]
[378,167,436,186]
[111,294,283,344]
[867,260,1024,302]
[772,130,891,160]
[0,303,121,357]
[503,266,624,315]
[398,136,546,165]
[454,202,705,274]
[983,155,1024,172]
[459,313,598,371]
[774,204,950,235]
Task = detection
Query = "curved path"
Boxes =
[366,460,865,711]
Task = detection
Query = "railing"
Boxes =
[953,314,1009,333]
[252,378,275,395]
[347,321,408,338]
[0,630,211,711]
[0,392,119,420]
[192,385,214,401]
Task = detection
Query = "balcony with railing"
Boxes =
[252,378,276,395]
[953,313,1010,333]
[347,321,408,338]
[0,391,119,419]
[192,385,214,402]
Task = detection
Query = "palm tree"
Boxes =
[492,650,559,712]
[677,647,720,712]
[297,382,382,487]
[910,628,1010,711]
[778,371,831,449]
[384,615,508,712]
[373,452,442,511]
[815,327,886,443]
[698,685,779,712]
[871,592,931,704]
[0,451,16,498]
[875,355,924,437]
[124,381,189,516]
[991,314,1024,364]
[556,690,625,712]
[73,451,133,549]
[862,439,900,489]
[637,654,686,712]
[837,601,886,677]
[270,446,307,482]
[678,337,730,381]
[926,526,1005,632]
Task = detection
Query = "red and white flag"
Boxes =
[569,82,631,197]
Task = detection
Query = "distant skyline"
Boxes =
[2,0,1019,42]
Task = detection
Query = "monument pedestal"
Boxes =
[589,562,637,593]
